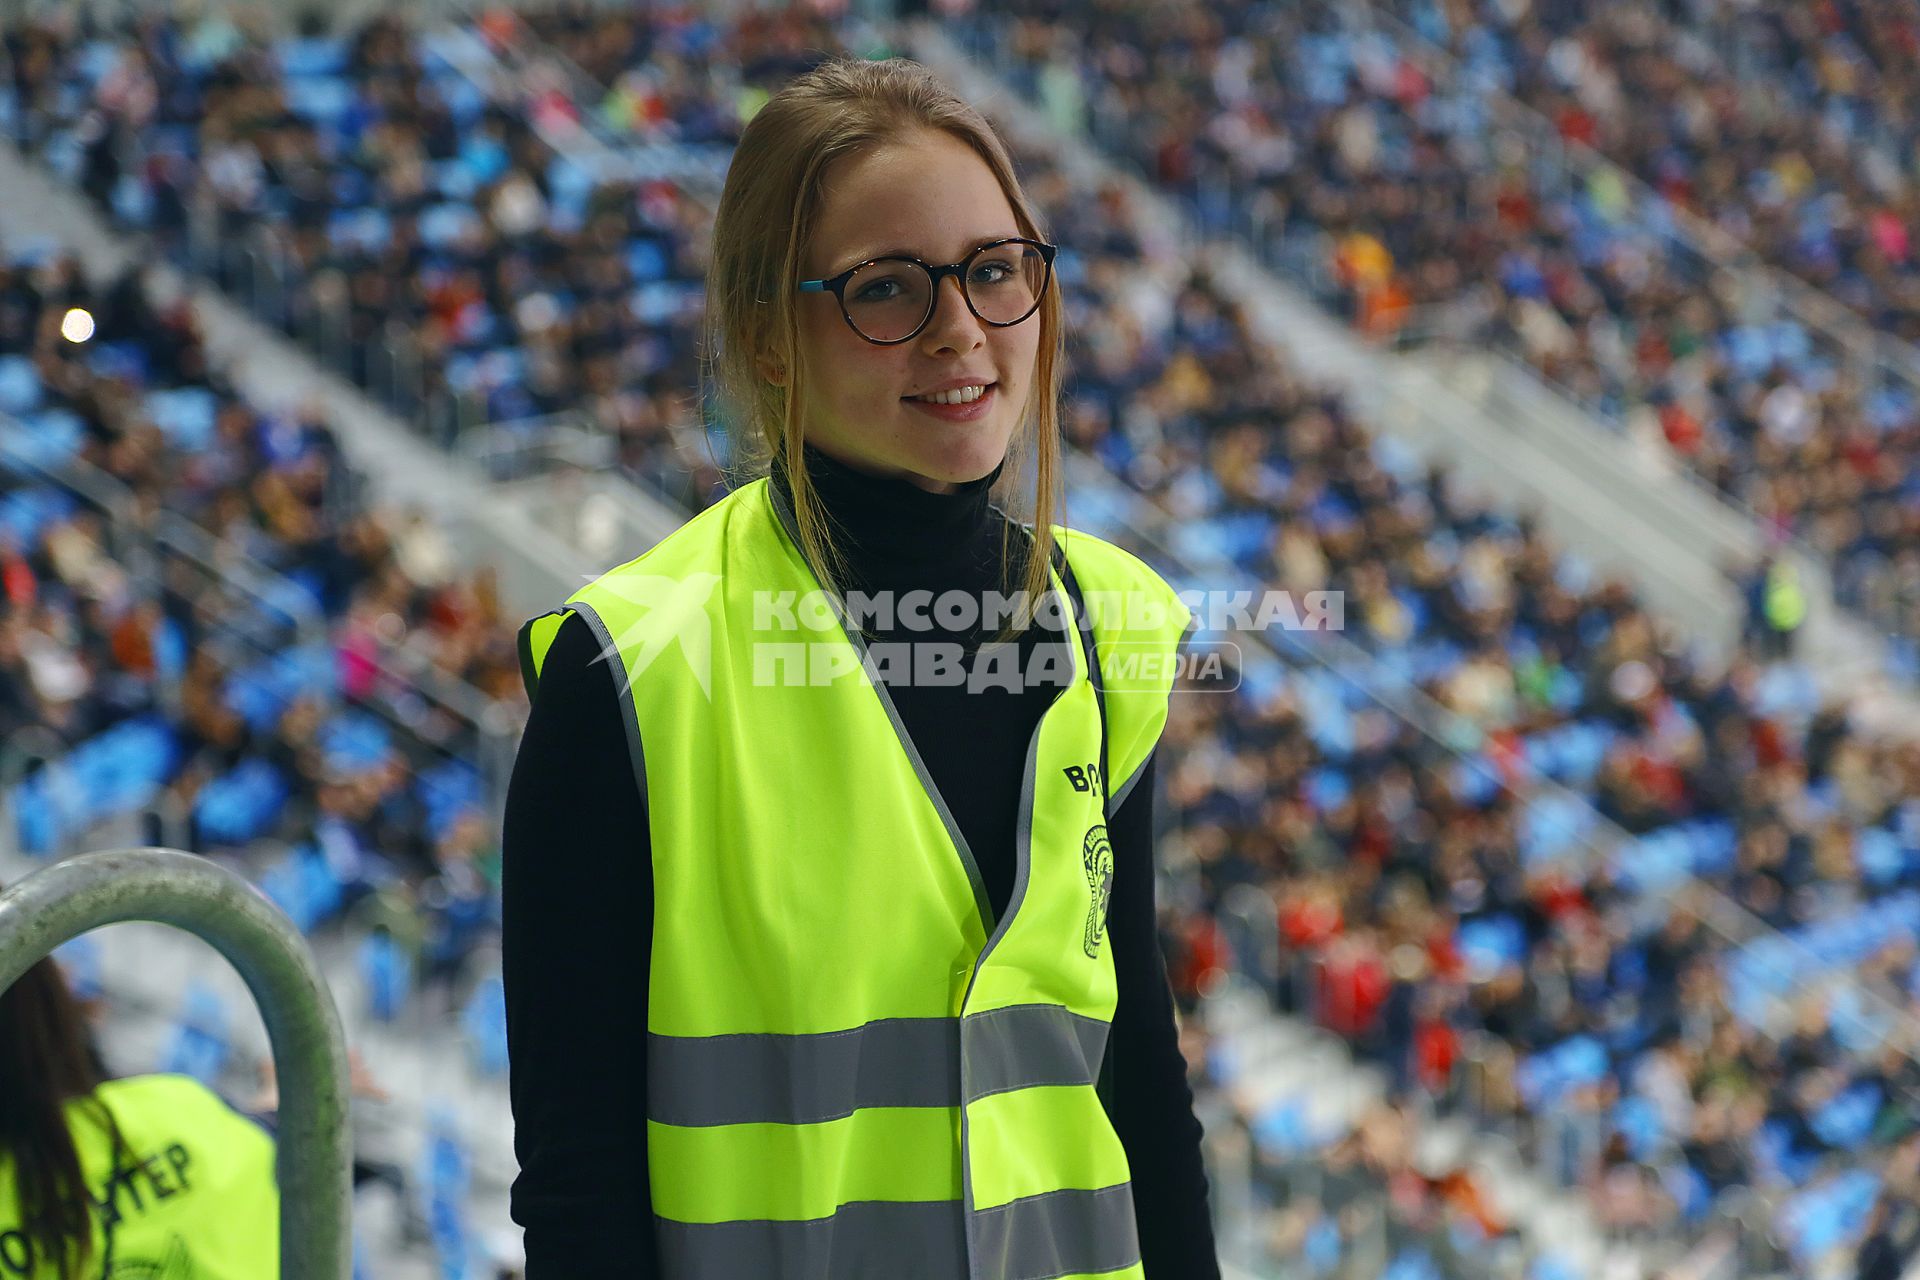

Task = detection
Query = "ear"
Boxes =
[756,353,787,387]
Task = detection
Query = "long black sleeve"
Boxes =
[1105,750,1222,1278]
[502,611,657,1276]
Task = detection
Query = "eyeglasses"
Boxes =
[797,237,1058,345]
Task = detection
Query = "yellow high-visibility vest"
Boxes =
[0,1074,277,1278]
[1765,558,1807,632]
[519,476,1192,1279]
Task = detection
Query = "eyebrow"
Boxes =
[841,234,1022,267]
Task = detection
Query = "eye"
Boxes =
[847,262,919,303]
[853,278,902,303]
[970,257,1018,285]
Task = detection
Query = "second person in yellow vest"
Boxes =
[0,944,279,1278]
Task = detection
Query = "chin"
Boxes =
[912,439,1009,487]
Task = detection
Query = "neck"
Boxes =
[770,442,1014,592]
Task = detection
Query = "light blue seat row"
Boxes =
[225,644,337,733]
[1514,1033,1608,1111]
[0,482,78,552]
[194,759,289,848]
[10,717,178,854]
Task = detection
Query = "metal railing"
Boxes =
[456,408,615,483]
[176,206,479,448]
[0,848,351,1278]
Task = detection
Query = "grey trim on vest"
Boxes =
[961,1004,1110,1103]
[1000,512,1114,823]
[961,621,1063,1273]
[1105,600,1194,814]
[655,1199,968,1280]
[649,1017,960,1127]
[757,480,1135,1280]
[846,624,996,932]
[652,1182,1139,1280]
[972,1182,1142,1280]
[964,553,1083,994]
[763,477,996,935]
[1108,750,1153,814]
[645,1004,1109,1127]
[565,598,651,832]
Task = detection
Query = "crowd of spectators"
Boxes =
[0,239,523,1006]
[6,4,1920,1275]
[1391,0,1920,344]
[1101,267,1920,1273]
[0,9,814,507]
[954,0,1920,666]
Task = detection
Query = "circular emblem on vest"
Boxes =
[1081,824,1114,958]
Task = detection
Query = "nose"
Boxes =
[919,272,986,350]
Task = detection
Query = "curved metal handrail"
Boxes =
[0,848,351,1279]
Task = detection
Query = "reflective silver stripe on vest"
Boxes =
[656,1200,967,1280]
[973,1182,1141,1280]
[961,1004,1109,1102]
[649,1005,1108,1127]
[649,1017,958,1127]
[654,1183,1138,1280]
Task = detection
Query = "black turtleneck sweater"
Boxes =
[501,444,1219,1277]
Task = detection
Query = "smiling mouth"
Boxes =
[903,381,998,404]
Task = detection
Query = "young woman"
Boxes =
[0,947,279,1277]
[503,55,1219,1278]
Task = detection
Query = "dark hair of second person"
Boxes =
[0,941,125,1279]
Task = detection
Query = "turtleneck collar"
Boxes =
[769,441,1014,592]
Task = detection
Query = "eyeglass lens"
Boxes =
[842,244,1048,342]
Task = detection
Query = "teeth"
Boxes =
[911,384,988,405]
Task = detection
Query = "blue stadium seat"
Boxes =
[193,760,289,847]
[358,930,414,1024]
[1515,1035,1607,1111]
[276,35,348,79]
[0,354,42,414]
[284,77,355,128]
[143,386,220,452]
[54,934,104,1002]
[1383,1248,1442,1280]
[260,845,345,935]
[5,408,83,467]
[1457,914,1524,980]
[461,975,509,1079]
[158,982,230,1084]
[321,712,394,777]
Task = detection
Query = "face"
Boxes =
[765,129,1043,494]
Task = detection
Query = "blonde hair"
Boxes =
[703,55,1064,644]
